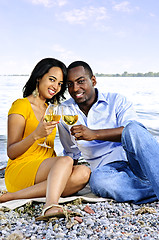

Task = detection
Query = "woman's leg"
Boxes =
[62,165,91,197]
[0,181,47,202]
[36,158,90,217]
[1,157,91,207]
[1,156,73,203]
[1,156,72,203]
[35,156,74,208]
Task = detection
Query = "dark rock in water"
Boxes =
[0,161,7,178]
[0,169,5,178]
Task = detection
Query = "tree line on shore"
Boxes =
[95,71,159,77]
[1,71,159,77]
[0,74,29,76]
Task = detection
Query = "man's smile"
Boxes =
[75,92,84,98]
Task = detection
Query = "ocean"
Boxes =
[1,75,159,167]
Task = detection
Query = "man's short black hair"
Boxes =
[67,61,93,78]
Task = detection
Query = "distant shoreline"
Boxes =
[1,72,159,77]
[95,71,159,77]
[0,74,29,76]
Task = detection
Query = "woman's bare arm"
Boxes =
[7,114,57,160]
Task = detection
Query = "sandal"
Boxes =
[36,204,66,221]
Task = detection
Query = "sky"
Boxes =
[0,0,159,75]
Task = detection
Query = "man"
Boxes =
[58,61,159,204]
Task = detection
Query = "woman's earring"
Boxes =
[54,97,58,105]
[32,85,39,98]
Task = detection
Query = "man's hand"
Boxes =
[70,124,96,141]
[70,124,123,142]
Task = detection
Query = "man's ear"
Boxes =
[91,75,97,86]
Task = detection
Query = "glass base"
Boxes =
[70,142,78,148]
[38,143,51,148]
[71,145,76,148]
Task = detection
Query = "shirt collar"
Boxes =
[95,88,109,104]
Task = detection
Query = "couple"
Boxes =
[1,58,159,221]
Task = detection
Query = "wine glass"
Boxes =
[38,104,61,148]
[61,104,78,148]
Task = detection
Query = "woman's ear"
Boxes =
[91,75,97,86]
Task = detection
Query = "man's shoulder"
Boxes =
[98,91,124,101]
[97,91,129,107]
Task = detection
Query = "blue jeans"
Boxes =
[89,121,159,204]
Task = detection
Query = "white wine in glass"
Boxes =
[38,104,60,148]
[62,115,78,126]
[61,104,78,148]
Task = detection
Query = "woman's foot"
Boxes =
[0,190,9,203]
[36,204,66,221]
[44,205,64,216]
[36,203,82,221]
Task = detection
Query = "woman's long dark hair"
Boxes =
[23,58,67,103]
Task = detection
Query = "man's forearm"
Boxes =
[72,124,124,142]
[92,126,124,142]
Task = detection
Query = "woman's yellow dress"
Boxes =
[5,98,57,192]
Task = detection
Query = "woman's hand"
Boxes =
[33,118,59,140]
[7,114,59,160]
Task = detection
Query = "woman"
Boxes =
[0,58,91,220]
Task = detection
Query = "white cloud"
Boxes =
[58,6,108,25]
[57,0,67,7]
[28,0,67,7]
[51,44,79,62]
[113,1,132,13]
[94,22,111,32]
[149,12,156,17]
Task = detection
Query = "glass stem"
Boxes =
[44,137,47,145]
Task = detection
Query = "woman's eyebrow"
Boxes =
[49,75,63,84]
[49,75,57,79]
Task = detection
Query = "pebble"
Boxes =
[0,200,159,239]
